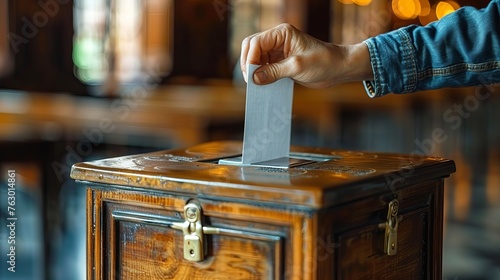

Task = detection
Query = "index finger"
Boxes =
[241,25,288,70]
[240,34,257,81]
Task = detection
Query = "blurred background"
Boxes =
[0,0,499,279]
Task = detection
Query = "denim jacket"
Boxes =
[363,0,500,98]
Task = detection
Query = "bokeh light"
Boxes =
[436,1,459,19]
[392,0,421,20]
[436,2,453,19]
[320,0,460,27]
[353,0,373,6]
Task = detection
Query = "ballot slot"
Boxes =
[217,152,338,169]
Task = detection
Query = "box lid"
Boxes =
[70,141,455,209]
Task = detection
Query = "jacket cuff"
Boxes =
[363,28,419,97]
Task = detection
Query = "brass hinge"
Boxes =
[171,201,220,262]
[379,199,402,256]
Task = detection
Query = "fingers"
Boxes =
[241,24,304,85]
[240,24,347,88]
[240,31,267,82]
[241,24,292,83]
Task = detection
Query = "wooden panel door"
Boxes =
[107,203,281,279]
[87,187,315,280]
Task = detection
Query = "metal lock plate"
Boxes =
[184,235,203,261]
[171,201,220,262]
[384,199,401,256]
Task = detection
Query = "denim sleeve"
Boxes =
[363,0,500,98]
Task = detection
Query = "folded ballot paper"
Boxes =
[219,64,305,168]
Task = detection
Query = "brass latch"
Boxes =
[172,202,220,262]
[379,199,402,256]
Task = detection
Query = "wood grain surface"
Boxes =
[72,141,455,209]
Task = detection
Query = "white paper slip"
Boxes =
[241,64,294,164]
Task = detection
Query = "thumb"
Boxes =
[253,60,293,85]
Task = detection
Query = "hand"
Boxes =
[240,23,373,88]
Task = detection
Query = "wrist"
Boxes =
[338,43,374,84]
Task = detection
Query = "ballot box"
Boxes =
[70,141,455,279]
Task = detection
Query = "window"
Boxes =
[73,0,173,92]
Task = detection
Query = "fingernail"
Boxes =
[254,70,268,84]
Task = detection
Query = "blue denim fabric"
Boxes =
[363,0,500,97]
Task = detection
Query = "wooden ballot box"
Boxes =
[70,141,455,280]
